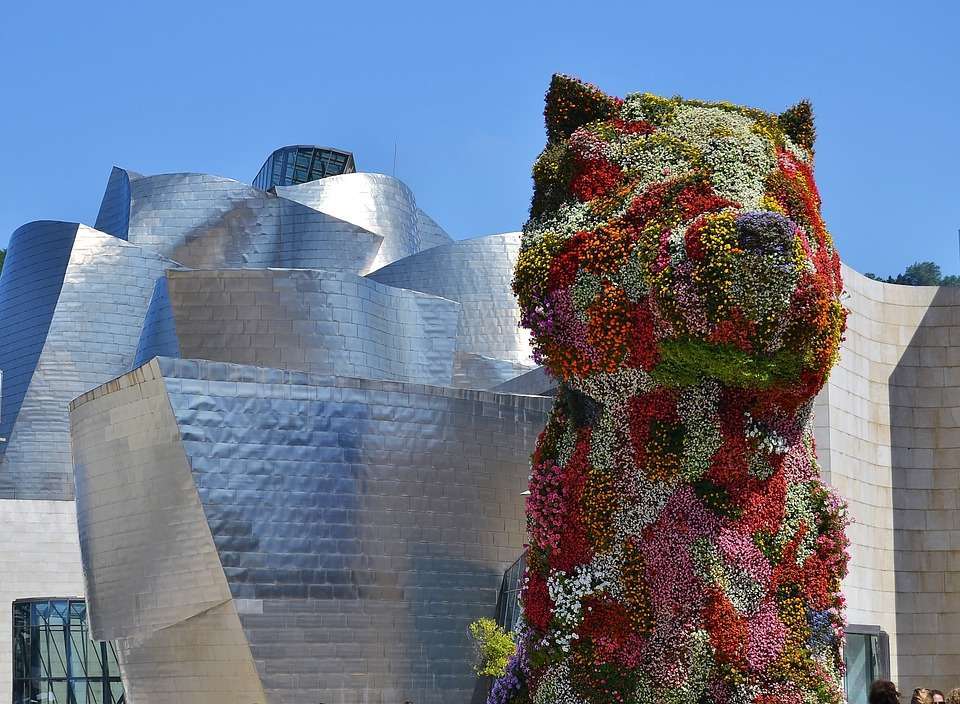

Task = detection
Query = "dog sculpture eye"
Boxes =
[734,212,795,258]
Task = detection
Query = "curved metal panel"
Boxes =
[273,198,383,273]
[276,173,422,271]
[94,166,138,238]
[137,269,460,386]
[0,226,176,499]
[0,222,80,457]
[70,357,550,704]
[452,351,536,390]
[126,173,279,266]
[416,208,454,250]
[70,358,267,703]
[491,365,557,396]
[133,276,180,368]
[367,232,535,366]
[120,172,383,273]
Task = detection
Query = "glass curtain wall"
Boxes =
[252,146,355,191]
[13,598,125,704]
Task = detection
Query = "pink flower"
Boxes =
[746,598,787,671]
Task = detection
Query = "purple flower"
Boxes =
[487,637,529,704]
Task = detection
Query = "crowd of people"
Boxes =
[870,681,959,704]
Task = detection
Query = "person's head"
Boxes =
[932,691,945,704]
[869,680,900,704]
[946,688,960,704]
[912,688,934,704]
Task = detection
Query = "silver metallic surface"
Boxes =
[135,268,461,385]
[71,362,267,703]
[367,232,535,367]
[133,274,180,366]
[491,365,557,396]
[6,146,544,703]
[416,207,454,250]
[452,351,538,390]
[101,169,385,272]
[93,166,141,238]
[0,223,176,499]
[0,221,80,455]
[71,357,549,704]
[276,173,422,271]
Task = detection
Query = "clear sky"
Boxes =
[1,0,958,278]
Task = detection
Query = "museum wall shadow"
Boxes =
[888,285,960,690]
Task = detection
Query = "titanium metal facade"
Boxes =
[0,222,176,500]
[72,357,549,704]
[276,174,424,271]
[133,268,461,385]
[366,232,535,367]
[0,144,541,704]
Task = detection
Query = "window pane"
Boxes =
[844,633,870,704]
[70,625,86,676]
[86,640,104,678]
[106,643,120,675]
[51,679,68,703]
[47,625,67,678]
[109,681,125,704]
[72,681,90,704]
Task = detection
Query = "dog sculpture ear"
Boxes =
[779,99,816,152]
[544,73,618,143]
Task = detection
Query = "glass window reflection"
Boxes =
[13,598,125,704]
[252,146,356,191]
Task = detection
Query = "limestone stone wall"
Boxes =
[815,264,960,692]
[0,499,85,700]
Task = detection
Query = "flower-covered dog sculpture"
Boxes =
[493,75,850,704]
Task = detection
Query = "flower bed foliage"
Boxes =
[470,618,518,678]
[494,74,850,704]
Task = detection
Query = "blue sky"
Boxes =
[1,1,958,278]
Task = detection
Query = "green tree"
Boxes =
[865,261,960,287]
[0,249,5,273]
[896,261,942,286]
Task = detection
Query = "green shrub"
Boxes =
[468,618,516,677]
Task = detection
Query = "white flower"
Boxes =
[545,565,609,651]
[532,663,588,704]
[666,105,775,209]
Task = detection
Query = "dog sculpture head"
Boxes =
[514,74,845,409]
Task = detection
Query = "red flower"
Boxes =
[625,181,675,229]
[709,307,755,352]
[676,180,738,221]
[611,117,656,135]
[627,300,660,371]
[629,388,681,476]
[737,468,787,535]
[522,569,553,631]
[703,589,749,669]
[684,217,708,261]
[570,157,622,202]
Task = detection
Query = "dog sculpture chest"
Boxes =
[495,76,850,704]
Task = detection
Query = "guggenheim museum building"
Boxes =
[1,144,959,703]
